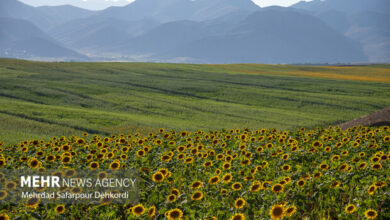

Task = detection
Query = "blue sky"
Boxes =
[19,0,311,11]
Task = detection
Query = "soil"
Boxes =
[339,107,390,129]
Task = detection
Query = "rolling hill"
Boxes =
[1,59,390,143]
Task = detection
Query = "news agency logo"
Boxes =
[21,176,60,187]
[1,169,139,204]
[19,175,137,188]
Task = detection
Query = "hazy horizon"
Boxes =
[18,0,312,11]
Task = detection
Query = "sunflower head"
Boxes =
[234,198,246,209]
[230,213,245,220]
[167,208,183,220]
[190,181,203,189]
[345,204,356,214]
[209,176,220,185]
[285,205,297,217]
[26,197,40,209]
[170,188,180,196]
[152,172,165,183]
[109,161,120,170]
[365,209,377,219]
[232,182,242,191]
[28,158,40,168]
[100,196,113,205]
[0,190,8,200]
[329,181,341,189]
[191,191,204,201]
[272,184,284,194]
[250,181,262,193]
[0,213,10,220]
[55,205,66,214]
[5,181,16,191]
[167,194,177,202]
[297,179,305,188]
[132,204,145,216]
[147,206,156,217]
[368,185,377,195]
[281,164,291,172]
[372,163,382,170]
[270,205,284,219]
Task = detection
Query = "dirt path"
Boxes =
[339,107,390,129]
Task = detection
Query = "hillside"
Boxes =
[0,18,86,60]
[1,59,390,144]
[96,0,259,22]
[292,0,390,62]
[163,8,367,63]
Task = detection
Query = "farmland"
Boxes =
[0,59,390,144]
[0,59,390,219]
[0,127,389,219]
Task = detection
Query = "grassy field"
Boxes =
[0,58,390,144]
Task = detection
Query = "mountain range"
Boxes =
[0,0,389,63]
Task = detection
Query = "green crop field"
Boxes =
[0,58,390,144]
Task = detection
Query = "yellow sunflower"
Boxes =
[371,163,382,170]
[272,184,284,194]
[167,208,183,220]
[222,173,233,183]
[26,197,40,209]
[364,209,377,219]
[345,204,356,214]
[285,205,297,217]
[190,181,203,189]
[167,194,177,202]
[152,171,164,183]
[270,205,284,219]
[147,206,156,218]
[209,176,220,185]
[89,161,99,170]
[297,179,305,188]
[191,191,204,201]
[230,213,245,220]
[231,182,242,191]
[132,204,145,217]
[234,198,246,209]
[0,190,8,200]
[28,158,40,168]
[0,213,9,220]
[368,185,377,195]
[250,181,262,193]
[109,161,120,170]
[55,205,66,214]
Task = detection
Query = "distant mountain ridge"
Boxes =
[162,8,367,63]
[0,0,388,63]
[97,0,259,22]
[0,0,95,30]
[292,0,390,62]
[292,0,390,14]
[0,17,86,59]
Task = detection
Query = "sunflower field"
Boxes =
[0,125,389,220]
